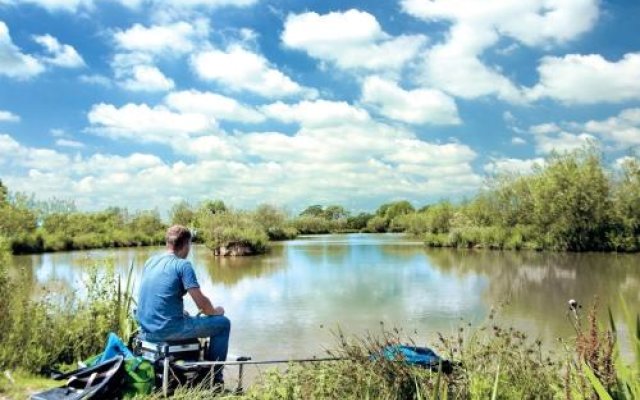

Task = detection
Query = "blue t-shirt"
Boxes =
[136,253,200,336]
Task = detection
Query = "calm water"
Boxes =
[10,233,640,362]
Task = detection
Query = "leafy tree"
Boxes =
[202,199,227,215]
[530,149,611,251]
[170,201,196,227]
[300,205,324,218]
[376,200,415,220]
[347,212,374,230]
[324,205,349,220]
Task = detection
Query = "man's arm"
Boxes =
[187,288,224,316]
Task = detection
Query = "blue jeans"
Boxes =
[145,315,231,382]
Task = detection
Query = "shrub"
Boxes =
[198,211,269,254]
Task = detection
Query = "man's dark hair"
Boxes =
[166,225,192,250]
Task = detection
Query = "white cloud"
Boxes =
[401,0,598,45]
[261,100,370,128]
[33,34,85,68]
[0,110,19,122]
[530,123,560,135]
[79,74,112,87]
[110,52,175,92]
[192,45,314,98]
[0,134,70,170]
[114,21,205,56]
[534,131,597,154]
[79,96,482,209]
[7,0,256,12]
[511,137,526,145]
[401,0,599,102]
[484,157,545,175]
[361,76,460,125]
[282,9,427,72]
[583,108,640,146]
[55,138,85,148]
[528,109,640,152]
[165,90,265,124]
[527,122,597,154]
[191,45,313,98]
[526,53,640,104]
[119,65,174,92]
[10,0,92,12]
[87,103,215,143]
[0,21,45,79]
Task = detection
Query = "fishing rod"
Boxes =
[185,356,347,367]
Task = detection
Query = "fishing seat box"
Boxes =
[135,338,204,362]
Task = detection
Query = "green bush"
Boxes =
[198,210,269,254]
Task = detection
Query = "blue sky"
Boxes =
[0,0,639,213]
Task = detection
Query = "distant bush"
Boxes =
[198,210,269,255]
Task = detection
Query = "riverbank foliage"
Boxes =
[0,255,131,375]
[2,147,640,255]
[242,302,638,400]
[394,148,640,251]
[112,300,638,399]
[0,184,166,253]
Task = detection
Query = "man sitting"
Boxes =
[137,225,230,384]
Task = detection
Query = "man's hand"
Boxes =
[213,306,225,316]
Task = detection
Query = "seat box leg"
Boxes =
[162,357,169,397]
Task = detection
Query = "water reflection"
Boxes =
[9,234,640,362]
[426,249,640,338]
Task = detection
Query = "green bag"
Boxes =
[82,354,154,398]
[122,357,155,398]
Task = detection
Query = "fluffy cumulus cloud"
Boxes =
[0,109,20,122]
[526,108,640,154]
[1,126,482,210]
[165,90,265,124]
[526,53,640,104]
[527,122,596,154]
[7,0,93,12]
[361,76,460,125]
[6,0,256,12]
[583,108,640,146]
[191,45,315,98]
[87,103,215,143]
[484,157,545,175]
[401,0,599,102]
[114,21,206,56]
[0,21,45,79]
[33,34,85,68]
[77,95,482,209]
[119,65,174,92]
[260,100,370,128]
[110,52,174,92]
[282,9,427,72]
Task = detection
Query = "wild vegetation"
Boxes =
[0,257,133,375]
[394,148,640,251]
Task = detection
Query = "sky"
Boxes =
[0,0,639,213]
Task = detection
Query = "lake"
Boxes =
[10,233,640,364]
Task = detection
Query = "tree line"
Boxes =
[1,147,639,254]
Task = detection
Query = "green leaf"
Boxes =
[491,362,500,400]
[582,361,613,400]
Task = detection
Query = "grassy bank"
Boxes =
[0,246,133,376]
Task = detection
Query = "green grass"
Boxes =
[0,370,59,400]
